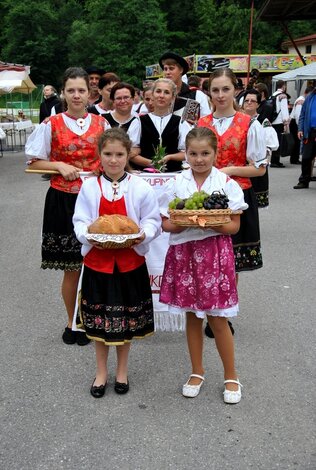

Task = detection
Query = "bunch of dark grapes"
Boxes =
[169,191,229,210]
[203,191,229,210]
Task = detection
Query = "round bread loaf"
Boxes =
[88,214,139,234]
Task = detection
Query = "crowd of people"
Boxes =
[27,52,315,404]
[235,76,316,188]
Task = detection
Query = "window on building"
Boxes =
[305,45,312,54]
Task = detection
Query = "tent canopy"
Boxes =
[0,77,37,94]
[272,62,316,82]
[0,61,36,94]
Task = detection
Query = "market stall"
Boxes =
[271,61,316,98]
[0,61,36,150]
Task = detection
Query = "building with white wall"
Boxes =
[282,34,316,55]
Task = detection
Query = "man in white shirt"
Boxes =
[159,52,211,121]
[270,80,290,168]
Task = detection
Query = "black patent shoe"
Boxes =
[270,162,285,168]
[114,380,129,394]
[205,321,235,339]
[76,331,90,346]
[90,379,107,398]
[204,323,214,338]
[293,182,309,189]
[62,327,76,345]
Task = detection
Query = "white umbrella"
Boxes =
[271,62,316,82]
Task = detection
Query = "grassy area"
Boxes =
[0,87,43,110]
[0,88,42,124]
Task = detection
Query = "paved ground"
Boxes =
[0,149,315,470]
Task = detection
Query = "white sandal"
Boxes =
[223,379,242,404]
[182,374,205,398]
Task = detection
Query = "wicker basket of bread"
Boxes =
[86,214,143,249]
[168,191,242,228]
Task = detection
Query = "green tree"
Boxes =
[196,1,251,54]
[160,0,200,53]
[162,0,316,56]
[0,0,315,88]
[1,0,82,86]
[67,0,169,85]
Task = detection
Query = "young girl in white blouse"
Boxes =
[159,127,248,403]
[73,128,161,398]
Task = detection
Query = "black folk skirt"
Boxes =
[41,187,82,271]
[232,187,263,272]
[79,263,155,345]
[250,168,269,209]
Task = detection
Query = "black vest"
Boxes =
[103,113,136,132]
[139,114,182,172]
[87,105,107,116]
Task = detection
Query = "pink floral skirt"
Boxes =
[160,236,238,315]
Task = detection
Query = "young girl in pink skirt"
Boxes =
[159,127,248,404]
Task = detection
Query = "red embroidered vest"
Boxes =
[49,113,104,193]
[84,177,144,273]
[198,112,252,190]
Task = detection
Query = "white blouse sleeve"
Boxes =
[263,125,279,151]
[137,182,161,246]
[73,178,100,247]
[127,117,141,147]
[246,119,267,167]
[25,121,52,162]
[178,120,192,151]
[226,177,249,211]
[158,178,177,218]
[196,90,211,117]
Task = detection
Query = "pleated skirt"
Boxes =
[250,169,269,208]
[232,187,263,272]
[78,263,154,345]
[41,187,82,271]
[160,235,239,318]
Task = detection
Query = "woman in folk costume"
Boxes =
[102,82,141,152]
[197,68,267,338]
[242,88,279,208]
[130,78,191,172]
[25,67,108,346]
[198,68,267,272]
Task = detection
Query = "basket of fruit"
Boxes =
[168,191,242,227]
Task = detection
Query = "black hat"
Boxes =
[236,78,244,89]
[250,68,259,79]
[159,52,189,75]
[85,65,105,76]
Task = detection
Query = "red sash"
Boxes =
[84,177,144,273]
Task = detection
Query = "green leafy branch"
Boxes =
[151,143,167,172]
